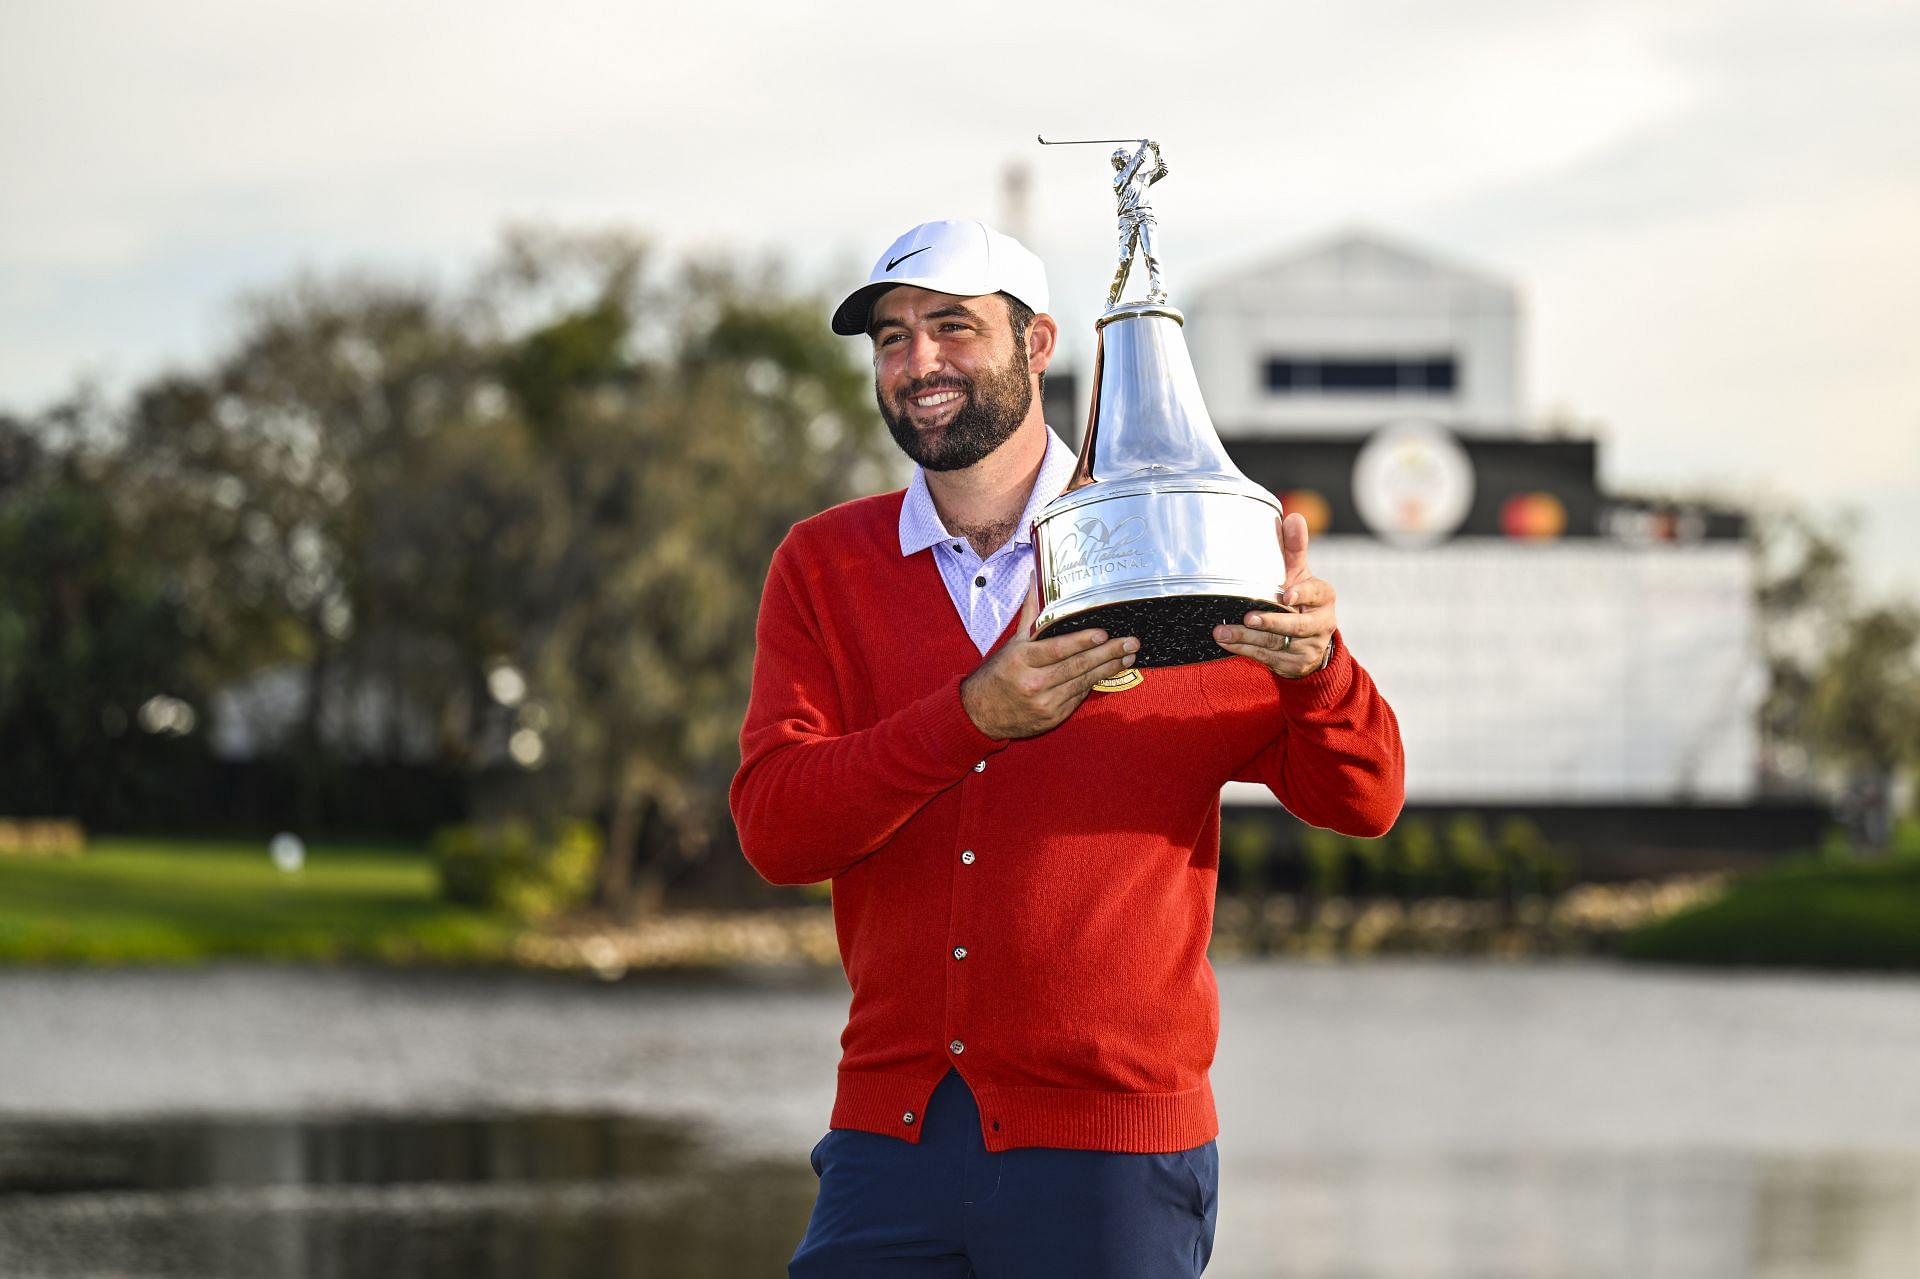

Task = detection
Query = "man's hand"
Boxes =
[1212,512,1338,680]
[961,574,1139,740]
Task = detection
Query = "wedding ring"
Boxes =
[1281,635,1293,652]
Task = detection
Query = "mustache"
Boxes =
[899,374,971,400]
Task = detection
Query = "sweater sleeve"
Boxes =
[1230,631,1405,837]
[729,539,1008,885]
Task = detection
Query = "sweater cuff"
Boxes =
[1275,627,1354,713]
[914,673,1011,770]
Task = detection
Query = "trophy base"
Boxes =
[1037,593,1281,669]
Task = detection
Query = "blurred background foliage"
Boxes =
[0,228,896,918]
[1754,508,1920,848]
[1223,813,1572,909]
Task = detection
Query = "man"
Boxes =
[731,219,1404,1278]
[1109,140,1170,305]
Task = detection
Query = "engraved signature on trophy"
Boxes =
[1053,514,1154,589]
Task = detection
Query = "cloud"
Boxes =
[2,0,1915,596]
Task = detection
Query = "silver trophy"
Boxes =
[1032,137,1288,666]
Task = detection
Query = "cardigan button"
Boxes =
[961,850,976,865]
[952,946,968,960]
[949,1039,965,1055]
[902,1111,915,1125]
[973,760,986,773]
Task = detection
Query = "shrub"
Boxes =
[1221,818,1271,896]
[1298,827,1346,899]
[1896,814,1920,863]
[1388,816,1441,899]
[1620,860,1920,970]
[1817,823,1858,865]
[1444,812,1503,900]
[432,819,600,921]
[1343,832,1388,896]
[1498,816,1572,896]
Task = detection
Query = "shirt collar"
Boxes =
[898,427,1078,559]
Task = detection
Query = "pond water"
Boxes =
[0,1111,809,1277]
[2,962,1917,1277]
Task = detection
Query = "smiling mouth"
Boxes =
[899,383,969,424]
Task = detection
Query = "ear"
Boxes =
[1026,312,1059,378]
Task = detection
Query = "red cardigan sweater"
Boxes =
[730,492,1404,1154]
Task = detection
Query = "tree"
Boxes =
[0,411,206,823]
[1755,506,1920,843]
[124,278,484,721]
[464,233,896,913]
[85,227,895,908]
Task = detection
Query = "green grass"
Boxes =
[0,837,517,965]
[1620,856,1920,971]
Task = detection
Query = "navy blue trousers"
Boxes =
[790,1071,1217,1278]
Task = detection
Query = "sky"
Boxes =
[3,0,1917,598]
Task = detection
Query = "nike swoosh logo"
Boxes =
[886,246,932,272]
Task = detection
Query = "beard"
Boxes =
[877,343,1033,472]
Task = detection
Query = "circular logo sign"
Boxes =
[1351,422,1475,547]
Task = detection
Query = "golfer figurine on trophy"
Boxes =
[1108,140,1170,307]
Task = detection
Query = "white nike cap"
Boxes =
[831,219,1049,336]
